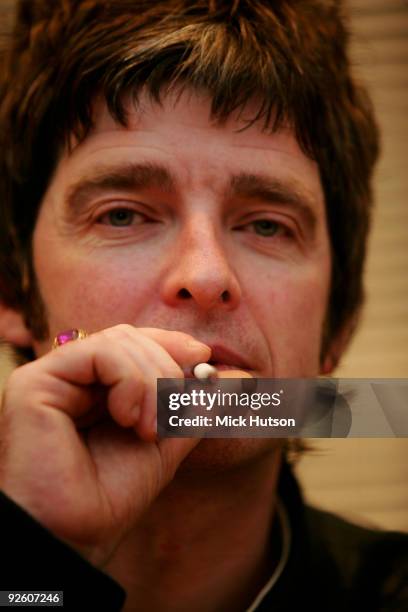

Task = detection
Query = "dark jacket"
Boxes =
[1,462,407,611]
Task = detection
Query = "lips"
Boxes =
[207,345,252,371]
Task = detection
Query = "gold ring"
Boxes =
[52,328,89,349]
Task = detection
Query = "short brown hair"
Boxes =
[0,0,379,354]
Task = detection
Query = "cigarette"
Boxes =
[193,362,218,380]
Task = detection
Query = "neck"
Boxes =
[105,447,283,612]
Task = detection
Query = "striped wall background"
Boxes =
[296,0,408,532]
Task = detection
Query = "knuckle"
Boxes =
[113,323,134,335]
[3,368,20,394]
[97,326,121,345]
[1,365,33,413]
[5,362,32,387]
[103,324,135,343]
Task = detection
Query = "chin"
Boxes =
[177,438,283,474]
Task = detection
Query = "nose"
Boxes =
[161,216,242,311]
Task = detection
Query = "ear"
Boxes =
[320,317,357,375]
[0,302,34,347]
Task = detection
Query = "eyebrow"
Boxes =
[65,161,318,233]
[230,172,318,234]
[65,161,176,217]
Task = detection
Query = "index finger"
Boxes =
[121,327,212,371]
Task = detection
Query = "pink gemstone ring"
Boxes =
[52,328,89,349]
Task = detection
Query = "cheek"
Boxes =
[33,233,160,334]
[278,273,328,325]
[246,262,330,375]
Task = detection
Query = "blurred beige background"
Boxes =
[296,0,408,533]
[0,0,407,531]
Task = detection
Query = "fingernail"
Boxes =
[187,340,209,351]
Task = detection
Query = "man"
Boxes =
[0,1,406,610]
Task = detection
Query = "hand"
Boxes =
[0,325,211,566]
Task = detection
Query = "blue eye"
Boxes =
[252,220,280,236]
[107,209,136,226]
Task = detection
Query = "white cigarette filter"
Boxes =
[193,363,218,380]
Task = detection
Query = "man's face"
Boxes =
[31,89,331,465]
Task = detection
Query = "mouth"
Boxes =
[206,345,252,372]
[182,344,255,378]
